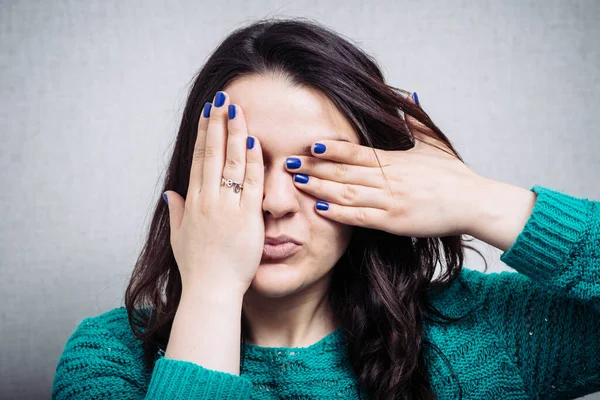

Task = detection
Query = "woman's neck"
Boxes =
[241,277,339,348]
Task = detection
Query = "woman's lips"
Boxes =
[262,242,302,260]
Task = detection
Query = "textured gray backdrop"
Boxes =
[1,0,599,399]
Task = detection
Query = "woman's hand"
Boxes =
[162,91,265,298]
[285,93,491,238]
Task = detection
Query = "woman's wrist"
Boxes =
[465,178,538,252]
[165,282,245,374]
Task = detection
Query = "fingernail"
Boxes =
[286,157,301,169]
[294,174,309,184]
[247,136,255,149]
[412,92,420,106]
[313,143,326,154]
[316,201,329,211]
[228,104,236,120]
[203,103,212,118]
[215,91,226,107]
[162,193,168,204]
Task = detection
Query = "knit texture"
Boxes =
[52,185,600,399]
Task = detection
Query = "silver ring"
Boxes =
[221,177,243,193]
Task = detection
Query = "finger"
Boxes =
[292,174,388,209]
[240,135,264,210]
[411,91,421,107]
[162,190,185,243]
[309,140,388,168]
[313,200,388,230]
[285,156,386,188]
[202,91,230,198]
[221,104,248,202]
[405,92,430,146]
[188,102,212,193]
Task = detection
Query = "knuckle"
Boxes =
[192,147,206,162]
[246,157,263,167]
[354,208,367,224]
[228,126,242,136]
[389,201,406,218]
[224,157,240,169]
[341,184,357,202]
[204,146,217,158]
[244,175,260,187]
[334,162,348,178]
[350,144,362,159]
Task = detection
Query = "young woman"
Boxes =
[52,18,600,399]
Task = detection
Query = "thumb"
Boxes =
[162,190,185,234]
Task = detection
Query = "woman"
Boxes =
[52,18,600,399]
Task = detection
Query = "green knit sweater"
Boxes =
[52,185,600,399]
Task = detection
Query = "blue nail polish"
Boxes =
[313,143,326,154]
[215,91,226,107]
[286,157,301,169]
[412,92,420,106]
[203,103,212,118]
[247,136,255,149]
[228,104,236,120]
[316,201,329,211]
[162,193,168,204]
[294,174,309,184]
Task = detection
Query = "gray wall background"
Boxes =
[1,0,599,399]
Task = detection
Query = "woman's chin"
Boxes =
[247,262,302,298]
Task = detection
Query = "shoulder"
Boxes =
[458,267,544,304]
[458,267,528,291]
[53,307,151,398]
[83,305,129,325]
[68,306,144,356]
[78,306,129,334]
[425,267,533,318]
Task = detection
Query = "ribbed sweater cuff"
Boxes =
[146,357,252,399]
[499,185,591,281]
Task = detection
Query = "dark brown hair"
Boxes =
[125,18,486,400]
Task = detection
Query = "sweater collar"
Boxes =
[242,326,347,356]
[239,326,364,397]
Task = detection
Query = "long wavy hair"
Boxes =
[125,18,487,400]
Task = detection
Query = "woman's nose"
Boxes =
[262,169,300,218]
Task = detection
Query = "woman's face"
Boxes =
[223,74,360,299]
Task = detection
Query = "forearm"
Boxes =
[466,178,538,252]
[165,285,244,375]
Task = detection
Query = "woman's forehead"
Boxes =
[224,74,359,145]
